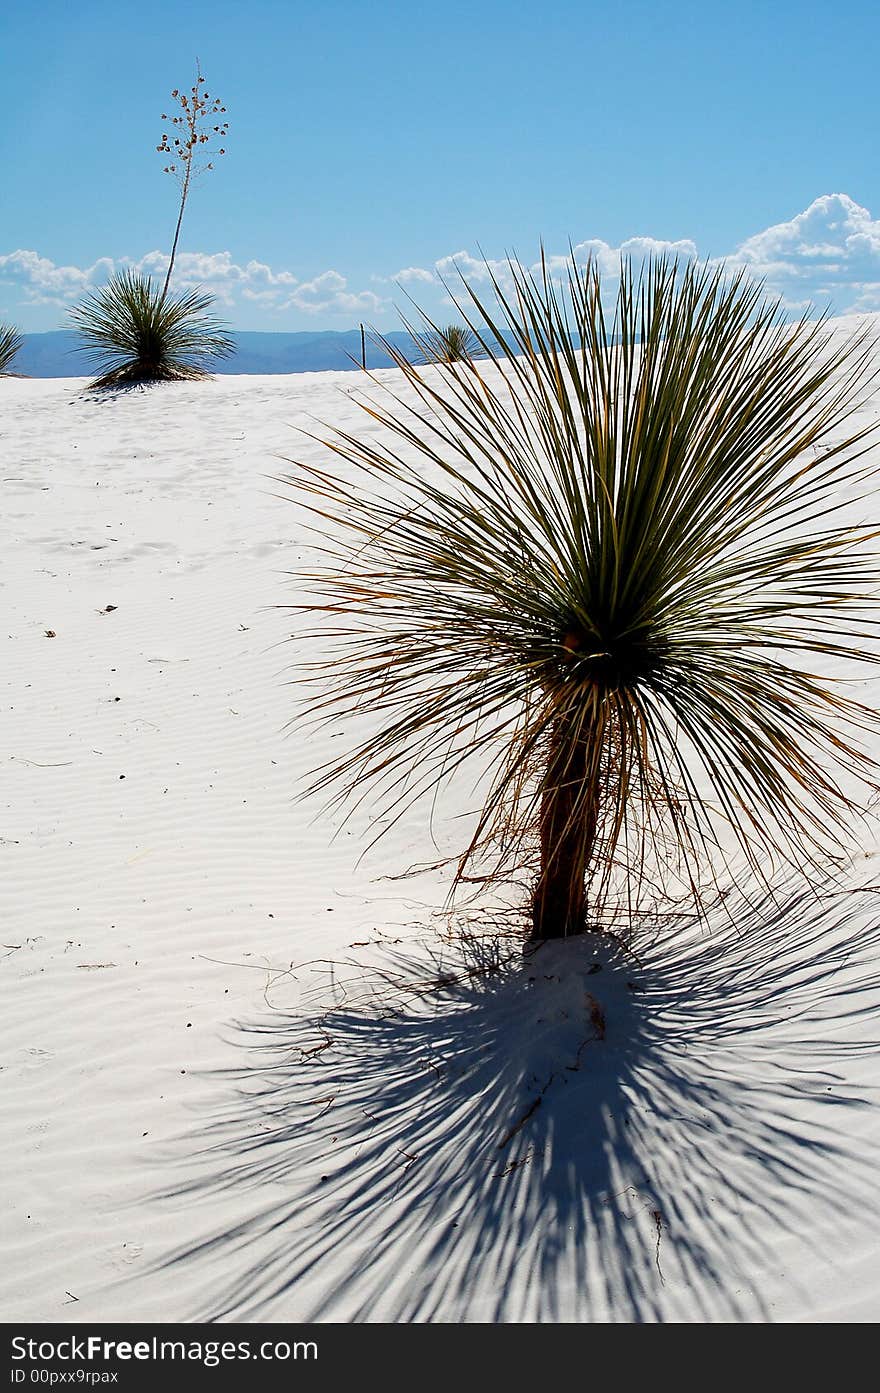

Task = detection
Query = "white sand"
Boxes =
[2,368,879,1323]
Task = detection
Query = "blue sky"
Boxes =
[3,0,880,331]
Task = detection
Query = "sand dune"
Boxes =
[2,368,879,1323]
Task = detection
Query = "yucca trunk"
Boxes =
[531,714,601,939]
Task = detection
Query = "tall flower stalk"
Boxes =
[156,66,228,300]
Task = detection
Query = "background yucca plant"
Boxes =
[0,323,24,374]
[68,65,231,389]
[69,270,234,388]
[284,254,880,942]
[418,322,482,364]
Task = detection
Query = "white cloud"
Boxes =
[242,259,298,288]
[393,266,436,285]
[435,250,508,285]
[131,251,300,303]
[432,237,699,300]
[0,249,114,305]
[0,247,385,319]
[724,193,880,310]
[541,235,698,281]
[283,269,384,316]
[428,200,880,315]
[7,195,880,328]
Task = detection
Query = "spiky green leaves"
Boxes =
[418,323,482,364]
[69,270,235,389]
[283,255,880,922]
[0,323,24,374]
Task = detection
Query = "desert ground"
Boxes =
[2,363,880,1322]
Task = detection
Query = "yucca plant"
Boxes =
[418,322,482,364]
[0,323,24,374]
[69,270,234,388]
[283,254,880,941]
[68,65,231,389]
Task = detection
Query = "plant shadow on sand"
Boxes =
[153,867,880,1322]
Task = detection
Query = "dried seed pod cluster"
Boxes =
[157,73,228,179]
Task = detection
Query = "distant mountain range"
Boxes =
[14,329,436,378]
